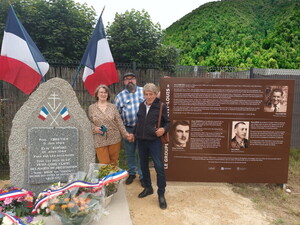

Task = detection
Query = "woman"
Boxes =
[135,83,170,209]
[88,84,133,165]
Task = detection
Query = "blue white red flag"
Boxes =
[60,106,70,121]
[0,6,49,95]
[38,106,49,121]
[80,15,118,96]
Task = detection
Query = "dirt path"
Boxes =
[124,168,272,225]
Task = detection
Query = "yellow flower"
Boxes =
[61,204,68,210]
[25,195,34,202]
[49,204,56,211]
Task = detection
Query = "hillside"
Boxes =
[164,0,300,69]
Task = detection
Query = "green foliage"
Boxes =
[164,0,300,68]
[96,164,121,196]
[0,0,97,62]
[289,148,300,179]
[96,164,120,179]
[231,148,300,224]
[106,9,179,66]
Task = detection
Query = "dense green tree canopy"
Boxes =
[164,0,300,69]
[0,0,96,62]
[106,9,179,66]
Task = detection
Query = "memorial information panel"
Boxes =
[28,127,79,184]
[160,78,294,183]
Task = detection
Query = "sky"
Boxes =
[75,0,215,29]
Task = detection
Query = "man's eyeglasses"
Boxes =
[124,77,136,81]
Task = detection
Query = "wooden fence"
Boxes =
[1,64,299,176]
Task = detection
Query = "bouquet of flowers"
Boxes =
[0,187,34,218]
[49,188,102,225]
[88,163,126,197]
[0,212,44,225]
[0,187,45,224]
[34,182,65,217]
[33,172,104,225]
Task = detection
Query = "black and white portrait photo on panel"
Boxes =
[172,120,190,148]
[231,121,249,149]
[264,86,288,113]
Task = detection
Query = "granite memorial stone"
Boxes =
[9,78,94,194]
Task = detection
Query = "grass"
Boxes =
[0,167,9,180]
[0,173,9,180]
[232,148,300,225]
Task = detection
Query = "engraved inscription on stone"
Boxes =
[28,127,79,184]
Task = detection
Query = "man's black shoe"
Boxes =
[138,187,153,198]
[140,179,145,187]
[125,174,136,185]
[158,195,167,209]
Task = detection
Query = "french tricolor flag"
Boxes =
[0,6,49,95]
[80,14,118,96]
[38,106,49,121]
[60,106,70,121]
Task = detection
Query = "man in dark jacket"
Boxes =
[231,122,249,148]
[135,83,170,209]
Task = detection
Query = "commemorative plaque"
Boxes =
[28,127,79,184]
[160,78,294,183]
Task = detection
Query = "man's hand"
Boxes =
[155,128,165,137]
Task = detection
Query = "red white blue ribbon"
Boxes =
[0,212,26,225]
[102,169,128,185]
[0,189,27,201]
[32,170,128,214]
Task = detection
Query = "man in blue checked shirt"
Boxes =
[114,72,144,187]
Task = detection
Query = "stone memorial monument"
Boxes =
[9,78,95,194]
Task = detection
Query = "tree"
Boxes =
[164,0,300,68]
[106,9,179,66]
[0,0,10,34]
[0,0,97,62]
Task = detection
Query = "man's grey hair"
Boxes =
[143,83,159,94]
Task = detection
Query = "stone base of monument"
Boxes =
[103,194,114,208]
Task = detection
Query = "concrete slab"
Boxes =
[99,182,133,225]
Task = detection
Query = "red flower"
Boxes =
[27,201,34,208]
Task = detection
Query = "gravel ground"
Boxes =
[124,168,273,225]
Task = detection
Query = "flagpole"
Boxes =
[100,5,105,17]
[72,6,106,88]
[72,64,82,88]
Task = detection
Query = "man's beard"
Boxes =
[126,82,136,92]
